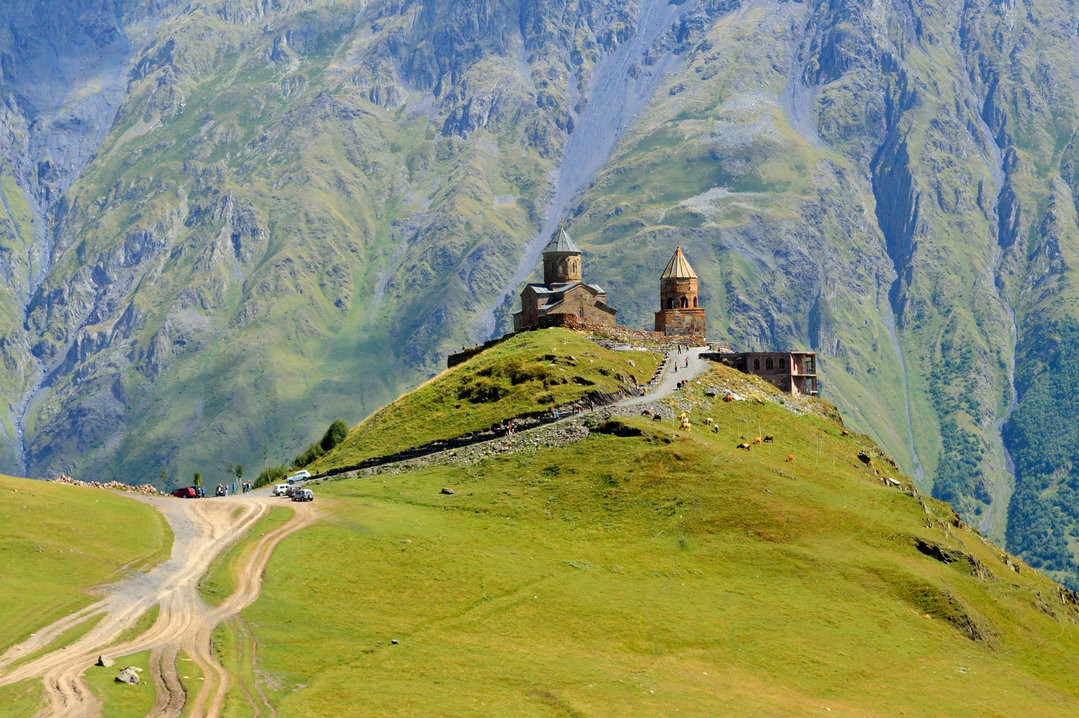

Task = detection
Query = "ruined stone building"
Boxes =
[654,247,706,339]
[512,226,617,331]
[725,351,818,396]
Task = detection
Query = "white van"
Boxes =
[273,484,289,496]
[287,470,311,484]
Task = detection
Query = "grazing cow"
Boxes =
[752,436,762,445]
[736,442,752,450]
[841,429,850,437]
[723,394,734,402]
[763,435,774,443]
[705,417,714,425]
[712,424,719,433]
[785,454,794,462]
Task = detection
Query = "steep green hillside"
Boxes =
[310,328,660,472]
[0,475,172,652]
[226,362,1079,716]
[6,0,1079,582]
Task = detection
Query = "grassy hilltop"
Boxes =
[6,331,1079,714]
[216,333,1079,716]
[309,328,662,473]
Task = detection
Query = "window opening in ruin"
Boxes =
[766,358,774,370]
[681,296,688,308]
[667,297,675,309]
[753,358,760,370]
[693,297,698,307]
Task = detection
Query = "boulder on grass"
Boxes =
[115,668,140,685]
[96,655,114,667]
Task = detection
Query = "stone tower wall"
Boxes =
[660,276,699,309]
[654,308,706,337]
[543,252,583,284]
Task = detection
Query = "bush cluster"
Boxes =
[293,419,349,468]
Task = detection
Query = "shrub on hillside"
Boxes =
[320,419,348,452]
[254,465,289,489]
[293,419,350,467]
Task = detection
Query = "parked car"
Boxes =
[291,488,314,502]
[287,470,312,484]
[171,486,197,498]
[272,484,289,497]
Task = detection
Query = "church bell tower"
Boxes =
[655,247,705,338]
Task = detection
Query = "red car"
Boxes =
[171,486,198,498]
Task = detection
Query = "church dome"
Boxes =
[660,246,697,279]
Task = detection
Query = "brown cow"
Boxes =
[753,436,762,445]
[763,435,774,443]
[785,454,794,462]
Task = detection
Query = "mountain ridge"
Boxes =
[5,0,1079,584]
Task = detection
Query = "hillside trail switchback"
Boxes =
[0,492,317,717]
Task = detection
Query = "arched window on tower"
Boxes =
[680,296,688,308]
[693,297,698,308]
[667,297,675,309]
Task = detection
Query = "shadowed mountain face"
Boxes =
[3,0,1079,583]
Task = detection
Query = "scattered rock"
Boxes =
[705,388,718,397]
[97,655,114,668]
[440,487,454,495]
[48,475,159,495]
[593,419,644,437]
[115,668,140,685]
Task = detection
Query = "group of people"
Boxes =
[213,481,253,497]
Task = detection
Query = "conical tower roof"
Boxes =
[661,247,697,279]
[543,225,581,254]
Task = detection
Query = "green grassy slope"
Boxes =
[0,475,173,651]
[10,0,1079,586]
[234,361,1079,716]
[310,328,661,472]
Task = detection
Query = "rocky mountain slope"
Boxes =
[4,0,1079,583]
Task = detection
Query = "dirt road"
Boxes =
[0,492,317,717]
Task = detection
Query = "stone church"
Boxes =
[512,226,618,331]
[654,246,706,338]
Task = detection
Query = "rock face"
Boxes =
[3,0,1079,584]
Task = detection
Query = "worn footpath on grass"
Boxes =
[0,491,317,717]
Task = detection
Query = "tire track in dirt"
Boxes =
[0,493,318,717]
